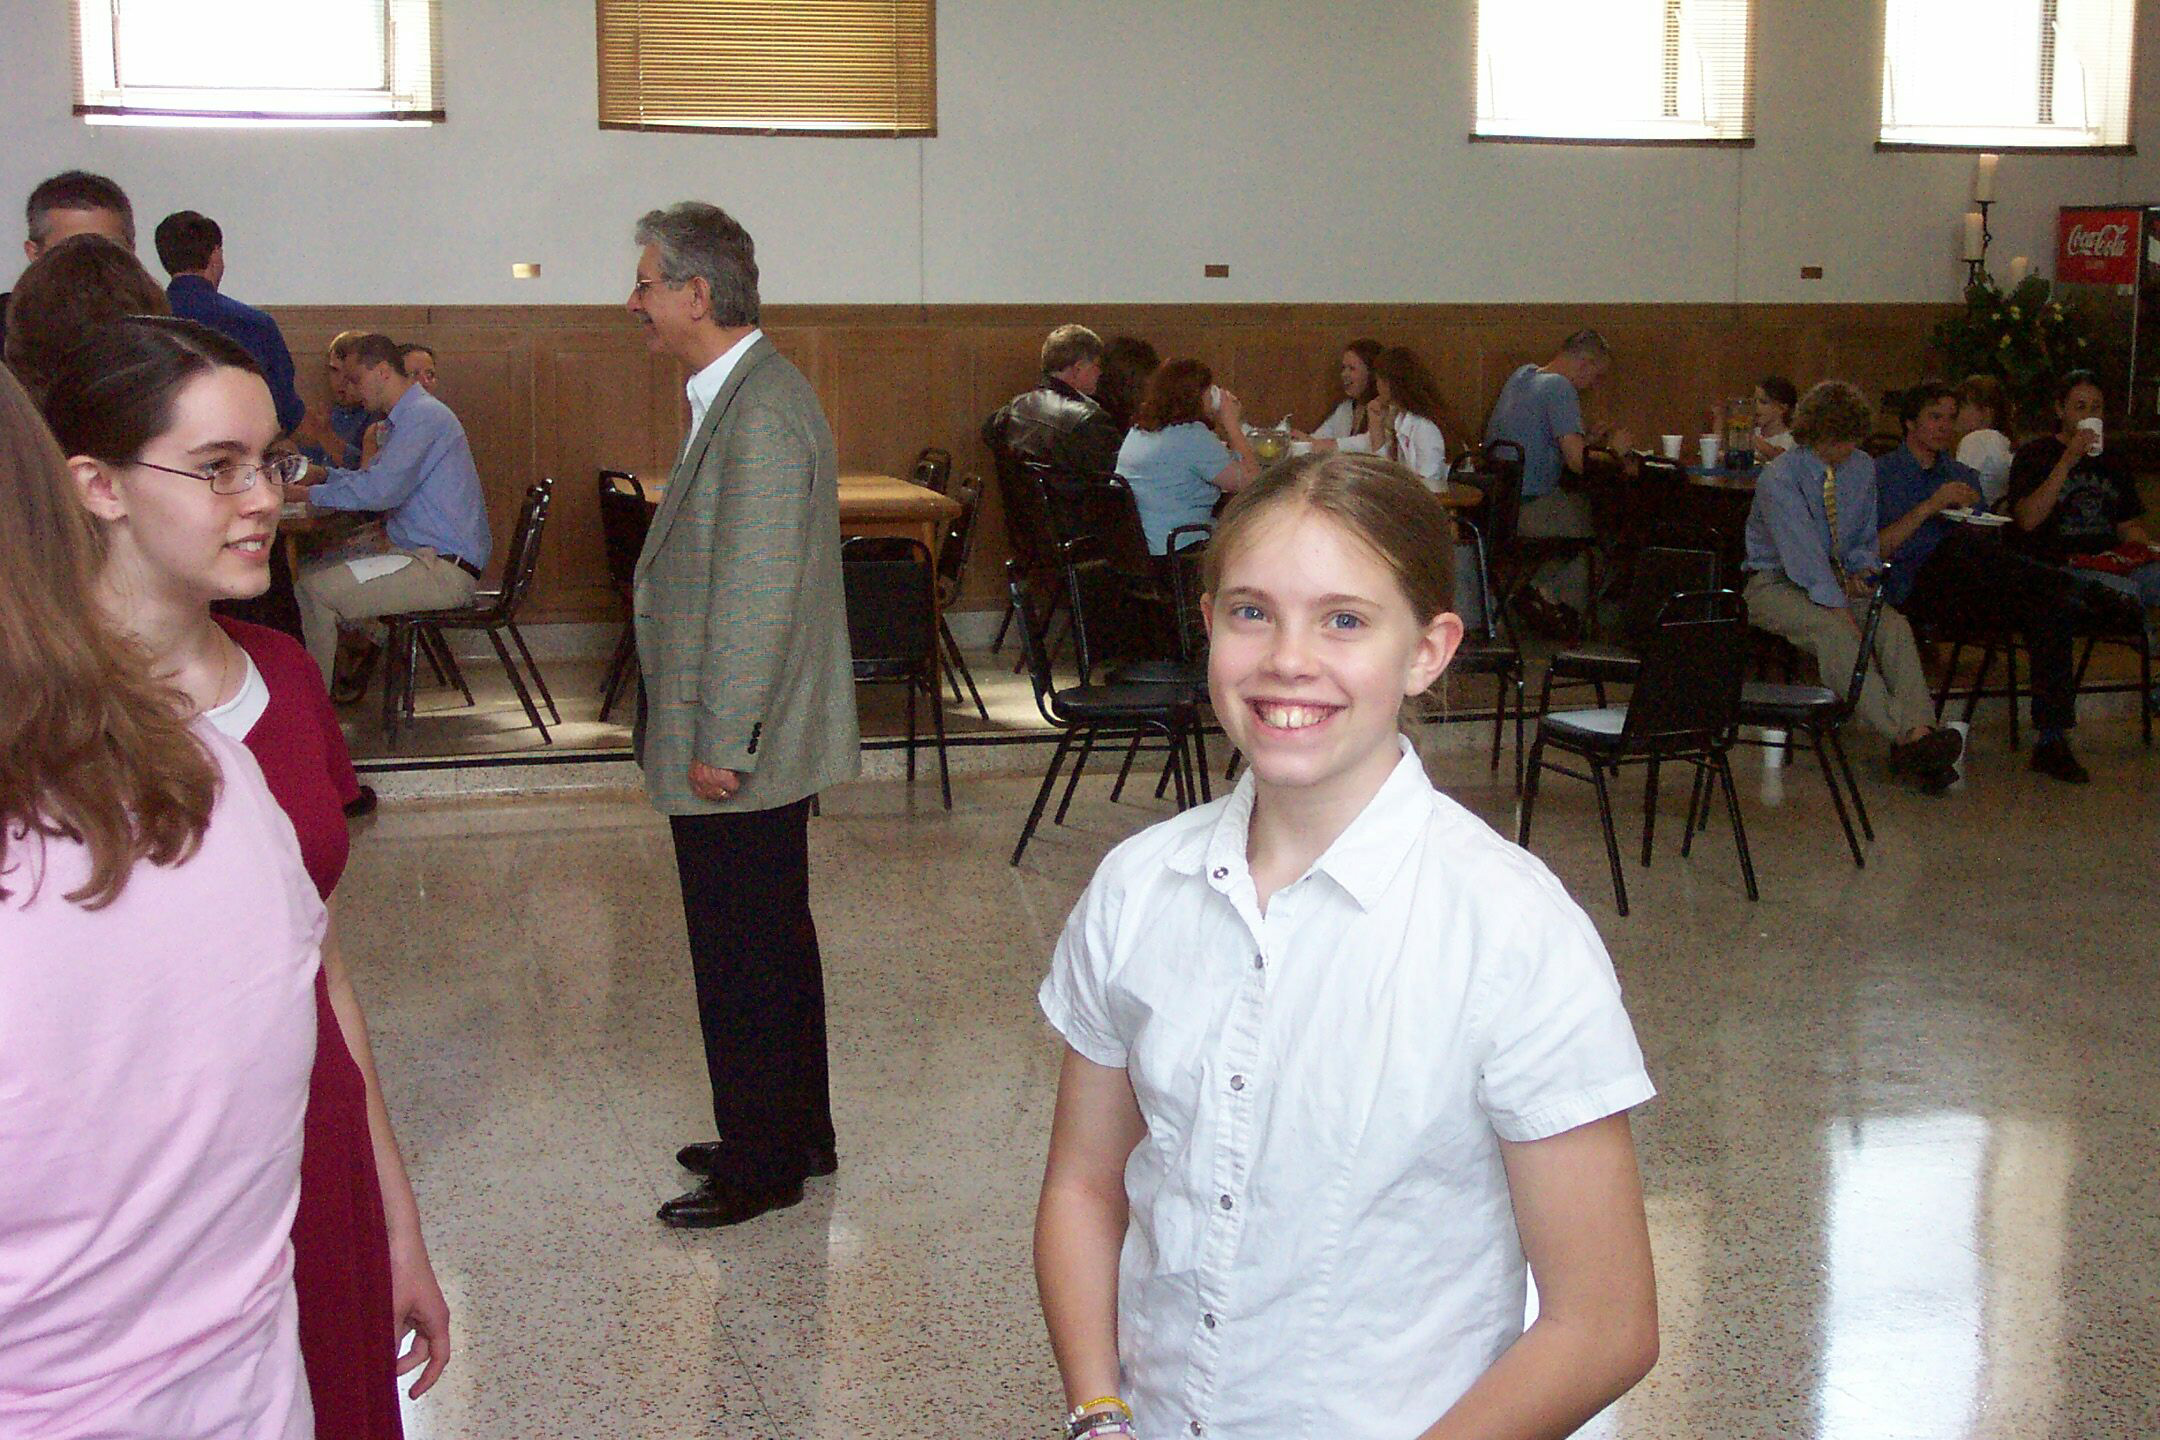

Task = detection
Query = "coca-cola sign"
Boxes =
[2057,208,2141,286]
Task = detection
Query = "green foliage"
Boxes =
[1930,273,2100,432]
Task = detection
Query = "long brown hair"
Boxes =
[0,366,216,909]
[1374,346,1447,431]
[1340,337,1384,431]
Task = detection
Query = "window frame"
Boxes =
[1469,0,1758,148]
[593,0,937,140]
[70,0,444,127]
[1873,0,2139,154]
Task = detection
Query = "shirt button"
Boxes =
[1230,1075,1246,1091]
[1190,1424,1204,1436]
[1212,866,1228,879]
[1252,953,1264,971]
[1219,1193,1233,1210]
[1203,1312,1217,1329]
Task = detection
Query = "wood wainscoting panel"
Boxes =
[263,301,1954,623]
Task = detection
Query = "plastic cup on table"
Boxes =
[1660,435,1684,460]
[1698,435,1721,470]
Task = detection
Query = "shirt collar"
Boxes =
[686,327,764,420]
[384,383,427,425]
[1168,737,1435,912]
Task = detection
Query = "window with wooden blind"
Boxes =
[1473,0,1755,144]
[596,1,936,137]
[1880,0,2137,150]
[72,0,442,126]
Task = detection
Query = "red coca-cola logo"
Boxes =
[2064,222,2130,258]
[2056,208,2141,285]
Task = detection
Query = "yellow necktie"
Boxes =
[1822,464,1844,583]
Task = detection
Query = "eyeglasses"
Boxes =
[631,276,685,297]
[128,452,310,496]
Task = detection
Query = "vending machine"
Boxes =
[2054,204,2160,429]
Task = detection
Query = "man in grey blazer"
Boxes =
[627,202,860,1228]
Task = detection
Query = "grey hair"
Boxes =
[1790,379,1874,449]
[634,202,760,326]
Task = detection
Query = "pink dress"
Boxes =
[0,724,322,1439]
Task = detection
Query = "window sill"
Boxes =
[1874,140,2135,156]
[1469,133,1754,149]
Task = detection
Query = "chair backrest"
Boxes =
[992,445,1060,576]
[1619,589,1749,751]
[1618,546,1719,646]
[841,536,938,668]
[1453,515,1503,642]
[1164,523,1213,663]
[936,474,985,604]
[493,478,556,620]
[1480,438,1528,550]
[596,469,652,593]
[1039,470,1156,579]
[910,446,955,495]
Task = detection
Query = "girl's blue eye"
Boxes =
[1231,603,1266,622]
[1326,611,1364,630]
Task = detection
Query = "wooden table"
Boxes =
[640,472,961,560]
[277,501,369,574]
[1437,483,1484,511]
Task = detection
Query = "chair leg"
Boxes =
[505,622,560,724]
[905,678,919,784]
[380,621,406,747]
[486,626,551,743]
[1961,643,1994,726]
[1054,730,1099,825]
[1933,640,1962,721]
[1190,724,1213,804]
[598,627,635,720]
[991,597,1017,656]
[1109,730,1144,803]
[1511,672,1527,794]
[2003,640,2020,751]
[430,630,475,707]
[940,617,990,722]
[1681,763,1711,853]
[1640,757,1660,867]
[1516,734,1547,846]
[419,631,449,687]
[1828,725,1873,841]
[1489,673,1506,774]
[1589,761,1629,917]
[1154,743,1178,801]
[1012,732,1075,865]
[2143,632,2154,747]
[1808,723,1865,868]
[1715,751,1759,902]
[927,669,951,811]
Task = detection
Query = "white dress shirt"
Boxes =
[1956,428,2014,507]
[1338,411,1448,488]
[682,327,765,454]
[1313,399,1357,441]
[1040,739,1654,1440]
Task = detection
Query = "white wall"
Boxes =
[4,0,2155,306]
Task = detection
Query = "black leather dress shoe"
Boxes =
[656,1173,804,1229]
[342,785,379,819]
[676,1139,838,1178]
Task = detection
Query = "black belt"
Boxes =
[441,554,482,579]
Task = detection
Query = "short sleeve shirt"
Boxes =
[1117,421,1234,553]
[1483,364,1584,500]
[2006,435,2145,563]
[1039,739,1654,1440]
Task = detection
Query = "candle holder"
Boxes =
[1963,199,1995,288]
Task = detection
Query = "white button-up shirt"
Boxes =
[1040,739,1654,1440]
[682,327,764,456]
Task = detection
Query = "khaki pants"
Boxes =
[297,547,477,685]
[1520,489,1594,612]
[1743,571,1936,739]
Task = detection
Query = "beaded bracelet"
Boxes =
[1066,1396,1135,1440]
[1074,1424,1136,1440]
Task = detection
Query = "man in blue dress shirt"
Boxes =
[290,332,493,686]
[1876,379,2093,783]
[1741,379,1963,792]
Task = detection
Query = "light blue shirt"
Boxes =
[1743,446,1880,609]
[311,384,493,570]
[1483,364,1584,500]
[1117,422,1233,553]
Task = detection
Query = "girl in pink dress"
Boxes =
[37,317,450,1433]
[0,366,317,1438]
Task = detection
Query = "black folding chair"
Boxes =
[1729,577,1891,869]
[1008,563,1203,866]
[1538,546,1720,711]
[909,445,955,495]
[380,479,558,748]
[934,474,990,721]
[1433,516,1528,791]
[596,469,650,722]
[1518,590,1756,917]
[843,537,950,809]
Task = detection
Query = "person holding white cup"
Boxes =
[2006,370,2160,704]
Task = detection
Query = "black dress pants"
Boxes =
[668,798,834,1183]
[1907,530,2081,731]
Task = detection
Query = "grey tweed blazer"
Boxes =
[632,337,860,815]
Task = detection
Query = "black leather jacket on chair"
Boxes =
[981,376,1123,478]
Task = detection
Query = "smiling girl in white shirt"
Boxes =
[1034,452,1659,1440]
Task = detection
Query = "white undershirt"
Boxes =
[682,327,764,455]
[201,651,270,741]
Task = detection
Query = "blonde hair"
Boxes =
[1203,451,1456,624]
[1790,380,1874,449]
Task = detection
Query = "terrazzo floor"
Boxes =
[340,709,2160,1440]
